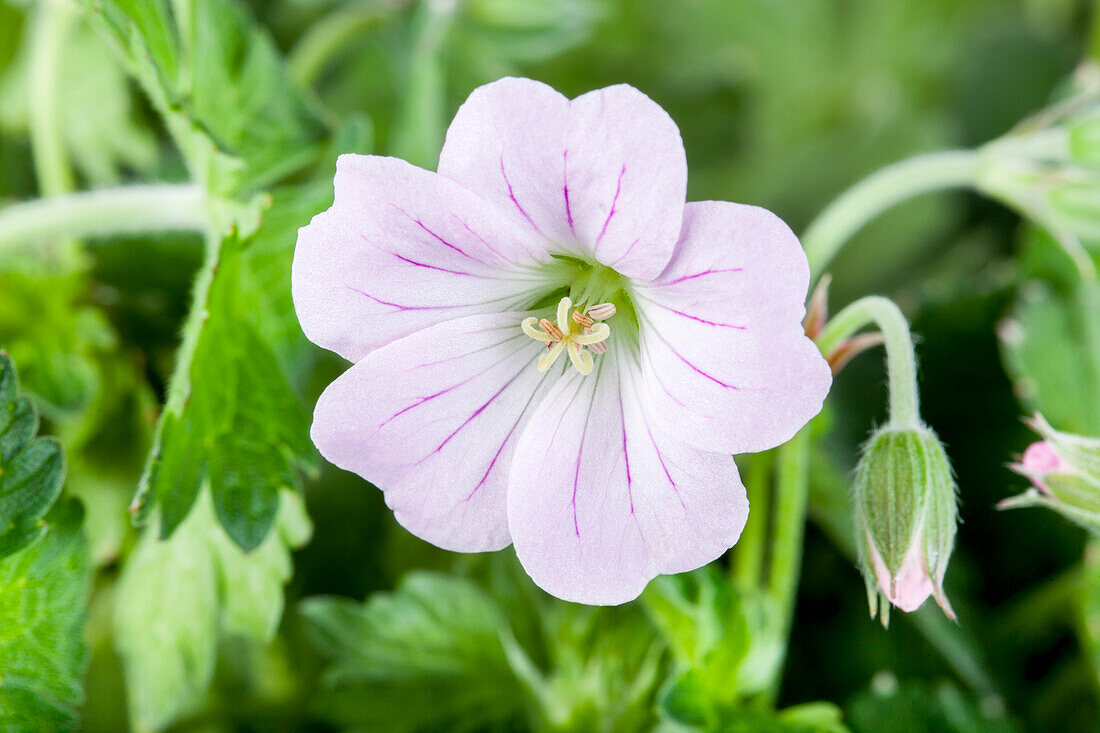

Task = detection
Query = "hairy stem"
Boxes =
[289,2,393,88]
[803,151,981,281]
[0,185,208,253]
[818,296,922,429]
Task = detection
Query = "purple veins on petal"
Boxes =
[644,421,686,510]
[431,364,530,456]
[499,154,541,234]
[595,164,627,248]
[617,384,635,515]
[411,217,485,263]
[464,368,550,503]
[386,202,490,264]
[634,292,747,329]
[608,237,641,269]
[344,285,452,312]
[563,150,576,237]
[392,253,490,278]
[453,214,522,267]
[646,327,741,390]
[651,267,744,287]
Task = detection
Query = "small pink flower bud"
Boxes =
[1016,441,1073,494]
[854,425,957,627]
[1001,414,1100,530]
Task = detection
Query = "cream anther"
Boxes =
[572,310,595,328]
[587,303,617,321]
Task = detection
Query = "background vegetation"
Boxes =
[1,0,1098,730]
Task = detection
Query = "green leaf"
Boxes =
[0,352,66,559]
[135,231,315,551]
[644,567,783,705]
[0,499,93,732]
[113,487,311,732]
[999,280,1100,435]
[659,676,850,733]
[659,669,717,729]
[0,15,159,184]
[0,269,115,420]
[301,572,525,732]
[79,0,330,549]
[79,0,327,195]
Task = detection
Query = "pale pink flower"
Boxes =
[292,78,831,604]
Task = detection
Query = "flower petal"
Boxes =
[563,84,687,280]
[870,534,933,613]
[437,78,571,243]
[437,78,687,280]
[507,349,748,604]
[311,313,552,552]
[292,154,553,362]
[633,201,831,455]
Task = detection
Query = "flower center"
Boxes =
[521,296,614,375]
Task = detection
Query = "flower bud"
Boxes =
[853,425,958,626]
[975,64,1100,271]
[1002,414,1100,530]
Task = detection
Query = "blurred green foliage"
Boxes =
[1,0,1100,731]
[0,355,91,730]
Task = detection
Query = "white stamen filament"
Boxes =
[521,317,554,342]
[567,341,594,374]
[522,296,611,375]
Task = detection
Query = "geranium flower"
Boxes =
[293,77,831,604]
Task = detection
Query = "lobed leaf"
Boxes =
[301,572,525,732]
[0,500,93,732]
[0,352,66,558]
[136,234,316,550]
[80,0,327,195]
[81,0,330,549]
[113,488,311,731]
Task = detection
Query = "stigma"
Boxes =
[521,297,614,375]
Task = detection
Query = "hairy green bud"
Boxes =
[853,425,958,627]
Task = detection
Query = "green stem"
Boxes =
[732,450,774,588]
[288,2,393,88]
[803,151,981,282]
[817,296,921,429]
[0,185,208,253]
[764,427,811,705]
[390,0,455,168]
[28,0,76,197]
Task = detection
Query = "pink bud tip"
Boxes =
[869,536,933,613]
[1021,441,1068,474]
